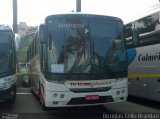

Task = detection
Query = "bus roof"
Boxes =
[125,3,160,24]
[0,24,13,32]
[45,13,123,23]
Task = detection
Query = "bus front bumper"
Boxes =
[44,87,128,107]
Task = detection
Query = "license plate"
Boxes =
[85,95,99,101]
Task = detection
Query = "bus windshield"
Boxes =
[0,33,12,74]
[18,63,29,72]
[47,17,126,77]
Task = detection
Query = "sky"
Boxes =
[0,0,159,26]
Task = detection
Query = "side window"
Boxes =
[40,44,47,71]
[40,44,44,70]
[12,35,16,72]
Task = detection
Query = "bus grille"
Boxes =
[70,87,111,93]
[67,96,113,105]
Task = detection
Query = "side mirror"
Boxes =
[131,27,139,46]
[39,24,47,44]
[47,21,53,50]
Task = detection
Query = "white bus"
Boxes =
[0,24,17,103]
[126,3,160,101]
[14,33,21,51]
[18,62,29,73]
[27,13,138,110]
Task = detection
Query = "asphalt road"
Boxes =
[0,87,160,119]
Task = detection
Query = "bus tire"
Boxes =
[42,102,47,111]
[31,88,34,94]
[9,99,15,104]
[9,86,16,104]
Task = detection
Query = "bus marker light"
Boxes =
[60,94,65,98]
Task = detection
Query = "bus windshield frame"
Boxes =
[45,15,127,80]
[0,32,14,75]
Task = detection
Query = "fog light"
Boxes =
[60,94,65,98]
[116,91,120,95]
[53,101,59,105]
[120,97,124,100]
[53,93,58,98]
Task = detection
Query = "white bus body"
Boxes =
[27,13,133,110]
[0,24,17,103]
[128,44,160,101]
[126,3,160,101]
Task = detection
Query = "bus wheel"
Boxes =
[42,101,47,111]
[31,88,34,94]
[9,86,16,104]
[9,98,15,104]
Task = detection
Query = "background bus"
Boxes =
[18,62,29,73]
[17,62,30,87]
[27,13,137,110]
[126,3,160,101]
[0,24,17,103]
[14,33,21,51]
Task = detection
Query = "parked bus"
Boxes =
[14,33,21,51]
[0,24,17,103]
[18,62,29,73]
[126,3,160,101]
[27,13,137,110]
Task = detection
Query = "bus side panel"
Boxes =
[128,78,148,98]
[30,56,41,97]
[128,44,160,101]
[148,78,160,101]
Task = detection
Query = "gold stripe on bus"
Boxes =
[128,74,160,78]
[16,72,33,75]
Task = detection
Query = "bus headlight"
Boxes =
[5,82,11,87]
[116,78,126,82]
[121,89,125,94]
[0,82,12,90]
[0,76,15,90]
[60,94,65,98]
[53,93,65,98]
[53,93,58,98]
